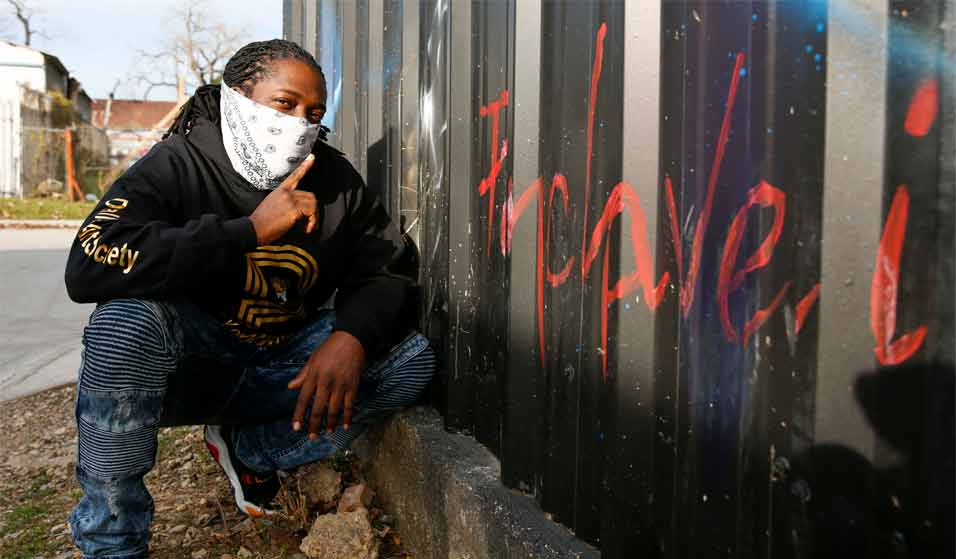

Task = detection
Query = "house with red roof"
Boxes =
[92,98,178,167]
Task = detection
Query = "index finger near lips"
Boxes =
[281,154,315,191]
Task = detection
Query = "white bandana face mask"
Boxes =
[220,84,321,190]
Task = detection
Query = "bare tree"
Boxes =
[132,0,247,99]
[5,0,48,46]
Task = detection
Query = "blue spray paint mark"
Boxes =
[814,53,822,63]
[752,13,759,22]
[816,22,825,33]
[739,67,747,78]
[805,44,815,54]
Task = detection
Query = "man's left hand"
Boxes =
[288,331,366,438]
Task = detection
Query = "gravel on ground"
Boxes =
[0,384,410,559]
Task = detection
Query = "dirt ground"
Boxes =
[0,384,409,559]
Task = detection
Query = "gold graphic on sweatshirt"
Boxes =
[75,199,142,275]
[231,245,319,337]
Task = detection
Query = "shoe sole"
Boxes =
[204,425,271,518]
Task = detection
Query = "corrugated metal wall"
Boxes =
[284,1,955,557]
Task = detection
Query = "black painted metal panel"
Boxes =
[573,3,627,546]
[757,4,828,558]
[598,1,663,554]
[537,0,594,529]
[381,0,403,221]
[444,0,475,436]
[418,0,453,424]
[464,0,513,456]
[501,0,545,502]
[653,5,686,555]
[287,0,955,555]
[655,2,831,556]
[871,2,954,557]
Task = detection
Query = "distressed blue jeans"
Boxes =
[70,298,436,559]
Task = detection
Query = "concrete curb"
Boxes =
[0,219,84,229]
[353,407,600,559]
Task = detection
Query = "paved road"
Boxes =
[0,227,93,402]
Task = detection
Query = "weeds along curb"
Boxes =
[352,407,599,559]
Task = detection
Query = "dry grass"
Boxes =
[0,385,411,559]
[0,198,96,221]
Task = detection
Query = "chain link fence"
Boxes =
[20,124,110,198]
[1,86,110,199]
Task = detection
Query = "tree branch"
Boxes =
[6,0,32,45]
[129,0,246,96]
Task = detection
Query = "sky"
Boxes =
[3,0,283,101]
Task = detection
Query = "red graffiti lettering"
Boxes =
[717,181,789,343]
[498,176,546,366]
[500,176,539,255]
[904,79,938,137]
[478,89,510,254]
[475,23,933,379]
[546,174,575,287]
[585,181,669,377]
[871,186,927,365]
[664,175,682,281]
[580,23,607,279]
[794,283,822,335]
[676,53,747,318]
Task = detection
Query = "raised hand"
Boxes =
[248,154,317,245]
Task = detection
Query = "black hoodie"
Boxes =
[65,87,412,358]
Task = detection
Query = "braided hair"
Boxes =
[164,39,327,139]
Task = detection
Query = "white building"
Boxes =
[0,41,93,197]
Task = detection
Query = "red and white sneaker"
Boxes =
[204,425,280,517]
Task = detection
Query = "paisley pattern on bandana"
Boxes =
[220,84,321,190]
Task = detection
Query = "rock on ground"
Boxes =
[300,509,378,559]
[337,483,375,513]
[294,462,342,507]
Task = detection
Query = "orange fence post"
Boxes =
[64,128,82,202]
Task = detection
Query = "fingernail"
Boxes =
[306,154,314,160]
[293,421,301,431]
[344,424,350,431]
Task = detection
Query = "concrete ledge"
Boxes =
[352,407,599,559]
[0,219,84,229]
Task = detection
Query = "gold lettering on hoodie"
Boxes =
[76,199,142,275]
